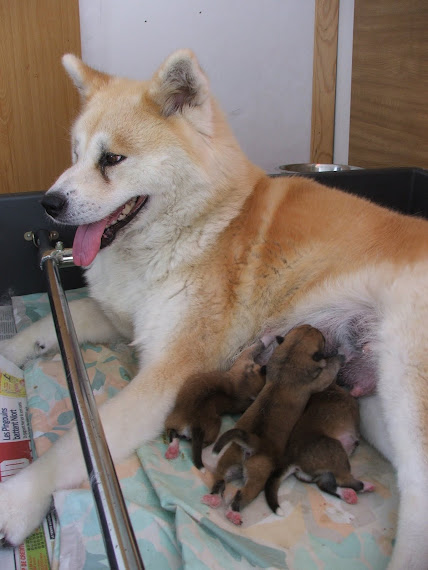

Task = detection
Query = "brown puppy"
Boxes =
[265,383,375,512]
[202,325,342,525]
[164,340,266,468]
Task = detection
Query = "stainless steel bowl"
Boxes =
[279,163,361,173]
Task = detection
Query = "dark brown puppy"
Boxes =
[202,325,343,525]
[164,340,266,468]
[265,383,375,512]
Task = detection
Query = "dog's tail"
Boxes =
[264,468,285,513]
[191,426,205,470]
[213,428,261,455]
[264,464,296,514]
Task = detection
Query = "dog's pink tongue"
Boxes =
[73,220,108,267]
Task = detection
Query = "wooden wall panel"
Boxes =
[310,0,339,164]
[0,0,81,194]
[349,0,428,169]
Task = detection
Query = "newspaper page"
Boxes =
[0,355,56,570]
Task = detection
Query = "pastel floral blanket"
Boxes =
[13,288,398,569]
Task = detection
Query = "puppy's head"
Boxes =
[266,325,332,386]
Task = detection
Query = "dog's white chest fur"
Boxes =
[86,240,193,359]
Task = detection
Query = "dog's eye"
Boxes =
[312,351,324,362]
[102,153,126,166]
[98,153,127,178]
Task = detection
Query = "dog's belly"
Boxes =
[337,349,377,397]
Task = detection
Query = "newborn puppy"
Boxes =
[164,340,266,468]
[202,325,342,525]
[265,383,375,511]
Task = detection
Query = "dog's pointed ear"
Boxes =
[62,54,111,101]
[148,49,210,118]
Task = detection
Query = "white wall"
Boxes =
[78,0,353,173]
[334,0,354,166]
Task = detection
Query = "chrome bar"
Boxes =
[40,245,74,268]
[35,230,144,570]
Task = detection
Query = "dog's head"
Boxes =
[42,50,235,267]
[266,325,338,386]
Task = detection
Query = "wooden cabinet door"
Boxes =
[349,0,428,169]
[0,0,81,194]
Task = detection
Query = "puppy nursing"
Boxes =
[265,383,375,512]
[164,340,266,468]
[202,325,342,525]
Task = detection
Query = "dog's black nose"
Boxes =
[41,193,67,218]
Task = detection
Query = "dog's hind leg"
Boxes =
[0,297,121,366]
[314,471,356,501]
[165,428,180,460]
[226,454,273,525]
[202,443,243,507]
[0,359,194,546]
[201,479,226,509]
[318,473,373,505]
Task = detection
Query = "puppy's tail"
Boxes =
[264,468,285,513]
[265,464,296,514]
[191,426,205,470]
[213,428,261,455]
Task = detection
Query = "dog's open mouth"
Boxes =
[73,195,148,267]
[100,195,148,248]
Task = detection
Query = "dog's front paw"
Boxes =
[0,475,52,546]
[0,323,56,367]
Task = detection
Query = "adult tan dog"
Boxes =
[0,50,427,568]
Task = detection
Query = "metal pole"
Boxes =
[35,230,144,570]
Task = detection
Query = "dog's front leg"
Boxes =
[0,358,194,546]
[0,297,121,366]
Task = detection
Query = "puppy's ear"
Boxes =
[148,50,212,128]
[62,54,111,101]
[276,336,285,345]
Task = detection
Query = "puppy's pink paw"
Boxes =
[165,439,179,460]
[226,510,242,526]
[201,494,222,508]
[338,488,358,504]
[362,481,375,493]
